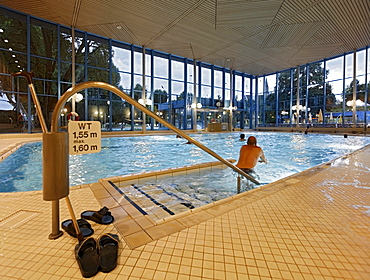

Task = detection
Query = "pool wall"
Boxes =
[257,126,369,135]
[101,159,236,188]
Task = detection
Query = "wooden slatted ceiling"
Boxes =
[1,0,369,76]
[262,21,325,48]
[150,43,195,59]
[3,0,72,26]
[93,23,142,46]
[325,0,370,28]
[144,0,209,46]
[292,43,344,60]
[216,0,283,28]
[274,0,325,22]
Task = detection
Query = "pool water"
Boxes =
[1,132,369,193]
[131,168,248,214]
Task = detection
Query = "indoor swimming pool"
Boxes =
[1,132,370,194]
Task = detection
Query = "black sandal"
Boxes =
[81,206,114,225]
[98,233,119,273]
[75,237,99,278]
[61,218,94,238]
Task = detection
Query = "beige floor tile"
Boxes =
[1,135,370,279]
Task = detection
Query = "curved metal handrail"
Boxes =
[52,81,260,185]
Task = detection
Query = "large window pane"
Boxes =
[154,56,168,78]
[31,57,58,81]
[214,70,223,87]
[87,35,109,69]
[172,81,184,97]
[134,51,142,74]
[112,45,131,72]
[201,67,211,86]
[187,62,194,83]
[277,70,291,124]
[1,51,27,76]
[0,9,27,53]
[31,19,57,58]
[201,86,211,99]
[345,53,353,79]
[172,60,184,81]
[87,67,109,83]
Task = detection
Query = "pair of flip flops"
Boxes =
[75,233,119,278]
[62,207,114,238]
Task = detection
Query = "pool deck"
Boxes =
[0,133,370,279]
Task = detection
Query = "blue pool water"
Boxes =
[1,132,370,193]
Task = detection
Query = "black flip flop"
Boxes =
[75,237,99,278]
[81,206,114,225]
[98,233,119,273]
[61,219,94,238]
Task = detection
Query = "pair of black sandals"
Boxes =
[75,233,119,278]
[61,206,115,237]
[61,207,119,278]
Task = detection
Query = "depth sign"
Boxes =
[68,121,101,155]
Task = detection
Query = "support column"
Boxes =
[352,50,357,125]
[71,27,76,118]
[192,60,197,131]
[142,46,146,133]
[296,65,300,126]
[229,69,233,131]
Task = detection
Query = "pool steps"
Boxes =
[105,159,237,220]
[108,181,148,215]
[90,159,239,248]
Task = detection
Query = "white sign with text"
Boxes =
[68,121,101,155]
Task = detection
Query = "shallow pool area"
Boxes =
[1,132,370,193]
[120,167,254,218]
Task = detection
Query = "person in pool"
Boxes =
[239,133,246,141]
[236,136,267,173]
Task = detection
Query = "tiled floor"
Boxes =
[0,133,369,279]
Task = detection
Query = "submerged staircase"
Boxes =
[120,182,207,221]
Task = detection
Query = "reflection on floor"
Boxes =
[0,134,370,279]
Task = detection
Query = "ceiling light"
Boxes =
[116,25,122,29]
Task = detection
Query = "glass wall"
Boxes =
[257,52,370,128]
[276,70,290,126]
[242,76,252,128]
[0,5,369,133]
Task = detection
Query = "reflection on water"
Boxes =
[1,132,370,192]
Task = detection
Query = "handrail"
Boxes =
[51,81,260,185]
[11,71,48,133]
